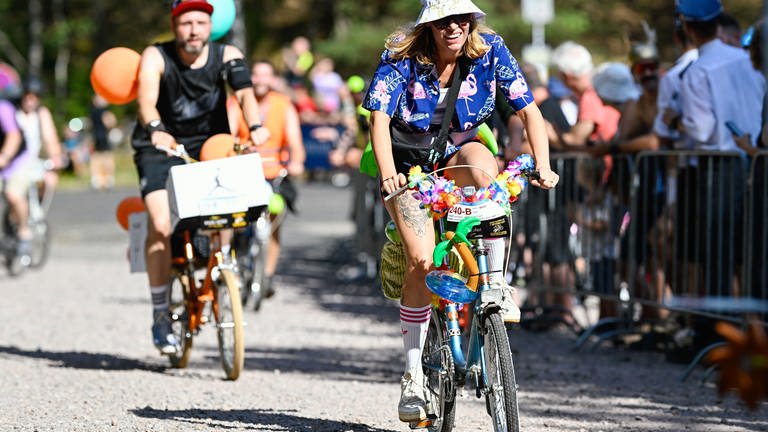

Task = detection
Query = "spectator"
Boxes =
[717,13,742,47]
[678,0,765,296]
[281,36,314,87]
[572,156,617,317]
[548,41,621,150]
[88,94,118,191]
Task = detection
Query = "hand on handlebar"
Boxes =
[530,166,559,190]
[151,130,179,157]
[381,172,407,197]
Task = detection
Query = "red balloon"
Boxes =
[90,47,140,105]
[200,134,237,161]
[115,196,146,230]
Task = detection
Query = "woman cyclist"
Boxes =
[362,0,558,423]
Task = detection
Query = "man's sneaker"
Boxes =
[491,281,521,323]
[151,311,179,355]
[263,275,275,299]
[398,370,427,422]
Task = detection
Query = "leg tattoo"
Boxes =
[397,194,429,237]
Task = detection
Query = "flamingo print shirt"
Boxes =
[363,33,533,134]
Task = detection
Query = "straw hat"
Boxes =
[416,0,485,25]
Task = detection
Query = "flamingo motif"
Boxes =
[459,73,478,116]
[508,71,530,100]
[409,81,427,100]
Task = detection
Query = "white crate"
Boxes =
[166,153,271,230]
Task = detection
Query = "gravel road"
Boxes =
[0,181,766,431]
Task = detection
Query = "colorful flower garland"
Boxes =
[408,154,535,219]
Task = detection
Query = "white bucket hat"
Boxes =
[592,62,640,104]
[416,0,486,25]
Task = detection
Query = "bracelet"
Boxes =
[249,124,263,132]
[146,119,167,135]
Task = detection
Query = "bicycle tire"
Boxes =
[28,220,50,269]
[422,310,456,432]
[168,272,193,368]
[215,267,245,380]
[482,312,520,432]
[246,234,267,311]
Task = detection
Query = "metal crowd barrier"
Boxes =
[515,151,768,344]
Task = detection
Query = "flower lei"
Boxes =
[408,154,535,219]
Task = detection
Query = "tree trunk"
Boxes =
[230,0,248,54]
[27,0,43,79]
[52,0,70,123]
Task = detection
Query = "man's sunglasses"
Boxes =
[432,14,473,30]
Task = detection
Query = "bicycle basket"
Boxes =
[380,240,469,300]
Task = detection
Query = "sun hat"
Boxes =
[416,0,485,26]
[592,62,640,104]
[171,0,214,18]
[676,0,722,22]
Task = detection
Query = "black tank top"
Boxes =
[132,41,229,153]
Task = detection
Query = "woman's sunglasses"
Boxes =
[432,14,473,30]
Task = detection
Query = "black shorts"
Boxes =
[132,134,204,198]
[133,148,186,197]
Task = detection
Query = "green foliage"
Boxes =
[0,0,762,130]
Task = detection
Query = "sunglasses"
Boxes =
[432,14,473,30]
[632,61,658,76]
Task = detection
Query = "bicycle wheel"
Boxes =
[215,267,245,380]
[422,310,456,432]
[482,313,520,432]
[28,219,50,268]
[168,272,193,368]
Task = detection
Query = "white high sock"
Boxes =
[486,238,506,284]
[400,304,432,374]
[150,284,170,313]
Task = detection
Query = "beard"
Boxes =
[178,38,208,55]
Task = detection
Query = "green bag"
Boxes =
[358,122,498,179]
[359,141,379,178]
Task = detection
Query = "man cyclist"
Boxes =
[9,77,65,262]
[246,59,305,298]
[132,0,269,354]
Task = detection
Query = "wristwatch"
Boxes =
[146,119,166,135]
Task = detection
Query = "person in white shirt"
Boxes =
[677,0,766,296]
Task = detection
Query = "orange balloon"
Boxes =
[116,196,146,230]
[200,133,237,161]
[90,47,141,105]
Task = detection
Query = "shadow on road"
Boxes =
[130,407,397,431]
[0,345,166,372]
[278,238,397,323]
[240,345,400,384]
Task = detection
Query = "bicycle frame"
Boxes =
[426,223,500,388]
[172,229,227,333]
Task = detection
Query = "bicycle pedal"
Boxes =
[408,419,433,429]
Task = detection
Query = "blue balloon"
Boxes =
[209,0,236,41]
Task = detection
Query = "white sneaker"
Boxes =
[490,281,521,323]
[398,370,427,422]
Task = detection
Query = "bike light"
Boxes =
[426,270,477,304]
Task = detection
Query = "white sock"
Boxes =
[150,284,170,313]
[400,304,432,374]
[486,238,506,284]
[221,244,231,256]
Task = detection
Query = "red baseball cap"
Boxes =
[171,0,214,18]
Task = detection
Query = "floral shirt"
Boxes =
[362,33,533,133]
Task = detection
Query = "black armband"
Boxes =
[225,58,252,91]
